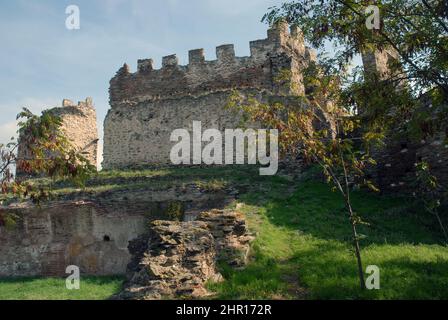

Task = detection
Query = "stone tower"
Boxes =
[17,98,99,176]
[103,21,319,169]
[361,47,400,80]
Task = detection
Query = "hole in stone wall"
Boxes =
[103,235,111,242]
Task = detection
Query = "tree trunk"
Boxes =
[346,199,366,289]
[433,210,448,245]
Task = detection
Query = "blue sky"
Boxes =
[0,0,281,163]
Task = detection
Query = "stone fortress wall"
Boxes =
[0,185,231,277]
[362,48,448,191]
[102,20,318,169]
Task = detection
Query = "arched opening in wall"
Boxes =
[103,235,111,242]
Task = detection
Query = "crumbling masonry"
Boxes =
[362,48,448,191]
[103,21,319,168]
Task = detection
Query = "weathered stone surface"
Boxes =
[103,22,318,169]
[108,21,306,108]
[361,47,401,81]
[115,209,254,300]
[0,201,146,277]
[0,186,235,277]
[369,130,448,192]
[199,209,253,267]
[416,131,448,186]
[116,220,220,300]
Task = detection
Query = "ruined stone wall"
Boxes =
[361,48,448,191]
[0,202,146,277]
[17,98,99,175]
[116,209,253,300]
[103,21,317,169]
[104,92,239,168]
[369,137,419,190]
[0,184,233,277]
[416,130,448,186]
[370,127,448,192]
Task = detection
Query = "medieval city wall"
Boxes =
[362,48,448,191]
[103,21,317,169]
[0,202,146,277]
[0,184,232,277]
[103,92,243,168]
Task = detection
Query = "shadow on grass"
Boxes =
[211,177,448,300]
[212,235,448,299]
[243,179,446,246]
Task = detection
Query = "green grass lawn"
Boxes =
[0,276,123,300]
[210,176,448,299]
[1,166,447,300]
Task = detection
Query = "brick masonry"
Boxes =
[0,185,234,277]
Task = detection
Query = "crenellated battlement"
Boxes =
[109,21,315,108]
[103,22,322,169]
[61,97,94,109]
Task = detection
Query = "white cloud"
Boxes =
[0,121,18,143]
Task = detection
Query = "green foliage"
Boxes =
[0,108,96,204]
[263,0,448,99]
[195,179,227,192]
[1,167,447,300]
[254,0,448,288]
[0,108,96,226]
[15,108,96,187]
[227,64,380,288]
[263,0,447,166]
[414,161,448,243]
[166,201,185,221]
